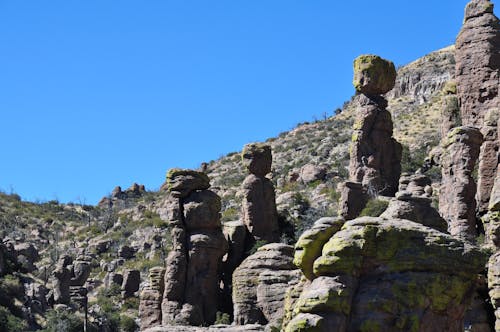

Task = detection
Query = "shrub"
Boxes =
[120,315,138,332]
[122,297,139,311]
[359,199,389,217]
[42,309,84,332]
[215,311,231,325]
[0,306,27,332]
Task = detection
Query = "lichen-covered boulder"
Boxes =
[293,217,344,280]
[353,55,397,95]
[232,243,301,329]
[285,217,488,332]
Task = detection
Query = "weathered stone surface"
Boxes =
[70,256,91,286]
[293,217,344,280]
[456,0,500,128]
[165,169,210,198]
[350,94,402,197]
[52,255,73,304]
[299,164,327,184]
[233,244,301,328]
[353,55,397,95]
[161,170,228,327]
[242,143,272,177]
[338,182,368,221]
[240,174,280,243]
[380,174,448,232]
[440,83,462,139]
[439,126,483,241]
[285,217,488,332]
[14,242,39,273]
[183,190,222,231]
[488,252,500,331]
[140,267,166,330]
[122,269,140,298]
[477,109,500,215]
[104,272,123,288]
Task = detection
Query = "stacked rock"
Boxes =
[240,143,280,243]
[140,267,165,330]
[340,55,402,220]
[160,169,228,326]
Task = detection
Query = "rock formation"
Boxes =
[340,54,402,220]
[122,269,140,298]
[456,0,500,215]
[285,217,488,332]
[440,81,462,139]
[52,255,74,305]
[160,169,228,326]
[439,126,483,241]
[489,252,500,331]
[240,143,280,243]
[380,173,448,232]
[232,243,301,330]
[140,267,166,330]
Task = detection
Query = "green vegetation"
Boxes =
[0,306,27,332]
[359,199,389,217]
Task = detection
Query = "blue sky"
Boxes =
[0,0,483,204]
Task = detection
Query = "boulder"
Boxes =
[119,245,136,259]
[284,217,488,332]
[164,169,210,198]
[242,143,272,177]
[353,55,397,95]
[122,269,141,298]
[233,243,301,329]
[299,164,327,184]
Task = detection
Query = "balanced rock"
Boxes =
[240,143,280,243]
[439,126,483,241]
[164,168,210,198]
[353,55,397,95]
[241,143,272,177]
[52,255,73,305]
[284,217,487,332]
[232,243,301,330]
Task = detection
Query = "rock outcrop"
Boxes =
[160,169,228,326]
[285,217,487,332]
[51,255,74,305]
[240,143,280,243]
[340,55,402,220]
[232,243,301,330]
[456,0,500,216]
[122,269,140,298]
[488,252,500,331]
[439,126,483,241]
[380,174,448,232]
[140,267,166,330]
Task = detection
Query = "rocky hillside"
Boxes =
[0,41,460,331]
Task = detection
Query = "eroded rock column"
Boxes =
[340,54,402,219]
[161,169,228,326]
[240,143,280,243]
[456,0,500,215]
[439,126,483,241]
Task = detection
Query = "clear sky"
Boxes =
[0,0,486,204]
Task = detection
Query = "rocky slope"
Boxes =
[0,11,481,331]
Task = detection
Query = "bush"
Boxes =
[0,306,27,332]
[359,199,389,217]
[120,315,138,332]
[42,309,84,332]
[215,311,231,325]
